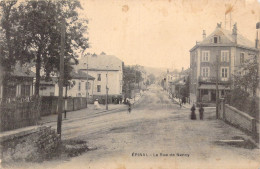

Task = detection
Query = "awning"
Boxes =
[198,84,230,90]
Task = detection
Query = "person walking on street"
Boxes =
[190,104,196,120]
[199,104,204,120]
[127,98,132,113]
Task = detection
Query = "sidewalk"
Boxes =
[39,103,127,124]
[40,92,145,124]
[171,97,193,109]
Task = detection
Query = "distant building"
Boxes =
[39,78,57,96]
[168,68,190,98]
[165,69,179,93]
[54,70,95,98]
[190,23,259,105]
[76,53,123,102]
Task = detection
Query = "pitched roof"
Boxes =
[190,26,257,51]
[40,77,58,85]
[70,70,95,80]
[77,54,123,71]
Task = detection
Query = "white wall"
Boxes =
[87,70,122,96]
[55,79,94,97]
[39,85,55,96]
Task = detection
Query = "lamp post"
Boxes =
[86,55,89,108]
[134,65,137,102]
[106,66,108,110]
[216,54,219,119]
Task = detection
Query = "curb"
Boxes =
[40,106,128,125]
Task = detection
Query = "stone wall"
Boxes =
[0,125,60,164]
[218,99,259,142]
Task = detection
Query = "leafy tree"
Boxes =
[0,0,88,97]
[147,74,156,84]
[231,56,259,117]
[122,66,143,97]
[233,57,259,96]
[0,1,22,84]
[183,75,190,98]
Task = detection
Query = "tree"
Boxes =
[122,66,143,97]
[233,57,259,97]
[231,56,259,117]
[0,0,89,97]
[0,1,21,85]
[147,74,156,84]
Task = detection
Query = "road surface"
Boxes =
[8,85,260,169]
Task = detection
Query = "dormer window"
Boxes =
[214,37,218,43]
[212,36,220,43]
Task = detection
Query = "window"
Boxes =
[202,51,210,62]
[240,53,245,64]
[78,82,81,91]
[221,51,229,62]
[21,85,30,97]
[97,74,101,81]
[201,67,209,77]
[85,82,91,90]
[221,67,228,78]
[97,85,101,92]
[214,37,218,43]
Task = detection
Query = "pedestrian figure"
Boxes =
[190,104,196,120]
[94,99,101,110]
[179,101,182,108]
[127,100,132,113]
[199,104,204,120]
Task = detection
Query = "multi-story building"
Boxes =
[190,23,259,105]
[76,53,123,103]
[165,69,179,93]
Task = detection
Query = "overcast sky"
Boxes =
[79,0,260,70]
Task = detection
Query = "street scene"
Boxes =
[0,0,260,169]
[5,85,260,169]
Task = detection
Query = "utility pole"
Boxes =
[216,54,219,119]
[106,66,108,110]
[57,18,65,137]
[134,65,137,102]
[86,55,89,108]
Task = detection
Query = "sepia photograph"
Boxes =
[0,0,259,168]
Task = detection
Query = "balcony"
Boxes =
[198,76,230,84]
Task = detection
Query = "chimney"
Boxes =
[232,23,237,44]
[202,30,206,40]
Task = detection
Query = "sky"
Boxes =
[79,0,260,70]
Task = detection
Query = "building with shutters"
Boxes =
[76,53,123,103]
[190,23,259,105]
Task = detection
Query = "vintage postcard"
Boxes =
[0,0,259,169]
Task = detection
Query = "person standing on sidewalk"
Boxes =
[190,104,196,120]
[199,104,204,120]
